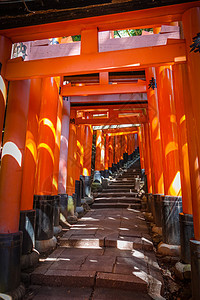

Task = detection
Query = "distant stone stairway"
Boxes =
[27,158,164,300]
[92,159,142,210]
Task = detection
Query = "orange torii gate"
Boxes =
[0,2,200,298]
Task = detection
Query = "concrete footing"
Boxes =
[179,213,194,263]
[35,236,57,253]
[0,283,26,300]
[21,250,39,270]
[174,261,191,280]
[158,242,180,257]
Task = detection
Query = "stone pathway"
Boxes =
[26,161,164,299]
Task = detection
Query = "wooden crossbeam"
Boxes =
[61,81,146,96]
[70,94,147,104]
[76,115,147,125]
[102,126,138,133]
[5,40,186,80]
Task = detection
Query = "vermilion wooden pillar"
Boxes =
[138,127,145,170]
[124,135,128,153]
[20,79,42,211]
[173,64,192,215]
[58,97,70,194]
[0,80,30,232]
[108,135,114,168]
[67,111,77,196]
[141,124,147,171]
[0,80,30,294]
[135,133,138,149]
[156,66,181,197]
[144,123,153,193]
[93,129,104,184]
[182,7,200,241]
[52,90,63,195]
[76,124,84,180]
[104,134,109,170]
[0,36,12,149]
[115,135,120,164]
[95,130,102,171]
[82,116,93,198]
[83,120,93,177]
[19,79,42,260]
[34,78,58,195]
[146,67,164,195]
[127,134,131,155]
[182,9,200,295]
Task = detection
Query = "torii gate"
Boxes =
[0,2,200,298]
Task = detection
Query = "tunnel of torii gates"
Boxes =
[0,1,200,298]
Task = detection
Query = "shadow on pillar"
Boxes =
[33,195,57,253]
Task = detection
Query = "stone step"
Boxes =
[94,197,141,203]
[91,202,141,209]
[102,188,137,193]
[107,185,135,189]
[109,181,135,185]
[59,235,153,251]
[96,192,138,197]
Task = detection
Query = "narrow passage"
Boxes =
[27,159,164,299]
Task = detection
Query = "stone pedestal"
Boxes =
[161,195,182,245]
[0,232,23,293]
[190,239,200,300]
[154,194,163,228]
[34,195,57,253]
[179,213,194,263]
[53,195,62,236]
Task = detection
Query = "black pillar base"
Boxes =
[146,193,152,213]
[0,232,22,293]
[59,193,68,220]
[93,170,102,183]
[75,180,82,207]
[190,239,200,300]
[154,194,163,228]
[123,152,128,163]
[53,195,62,236]
[19,210,36,255]
[161,195,182,245]
[179,213,194,264]
[84,176,91,198]
[34,195,56,252]
[111,163,118,173]
[80,175,85,198]
[104,169,109,178]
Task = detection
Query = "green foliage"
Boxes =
[72,35,81,41]
[114,28,153,38]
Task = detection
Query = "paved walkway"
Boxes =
[26,161,164,299]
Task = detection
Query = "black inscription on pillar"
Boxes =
[0,62,2,75]
[148,77,157,90]
[70,118,75,124]
[190,33,200,53]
